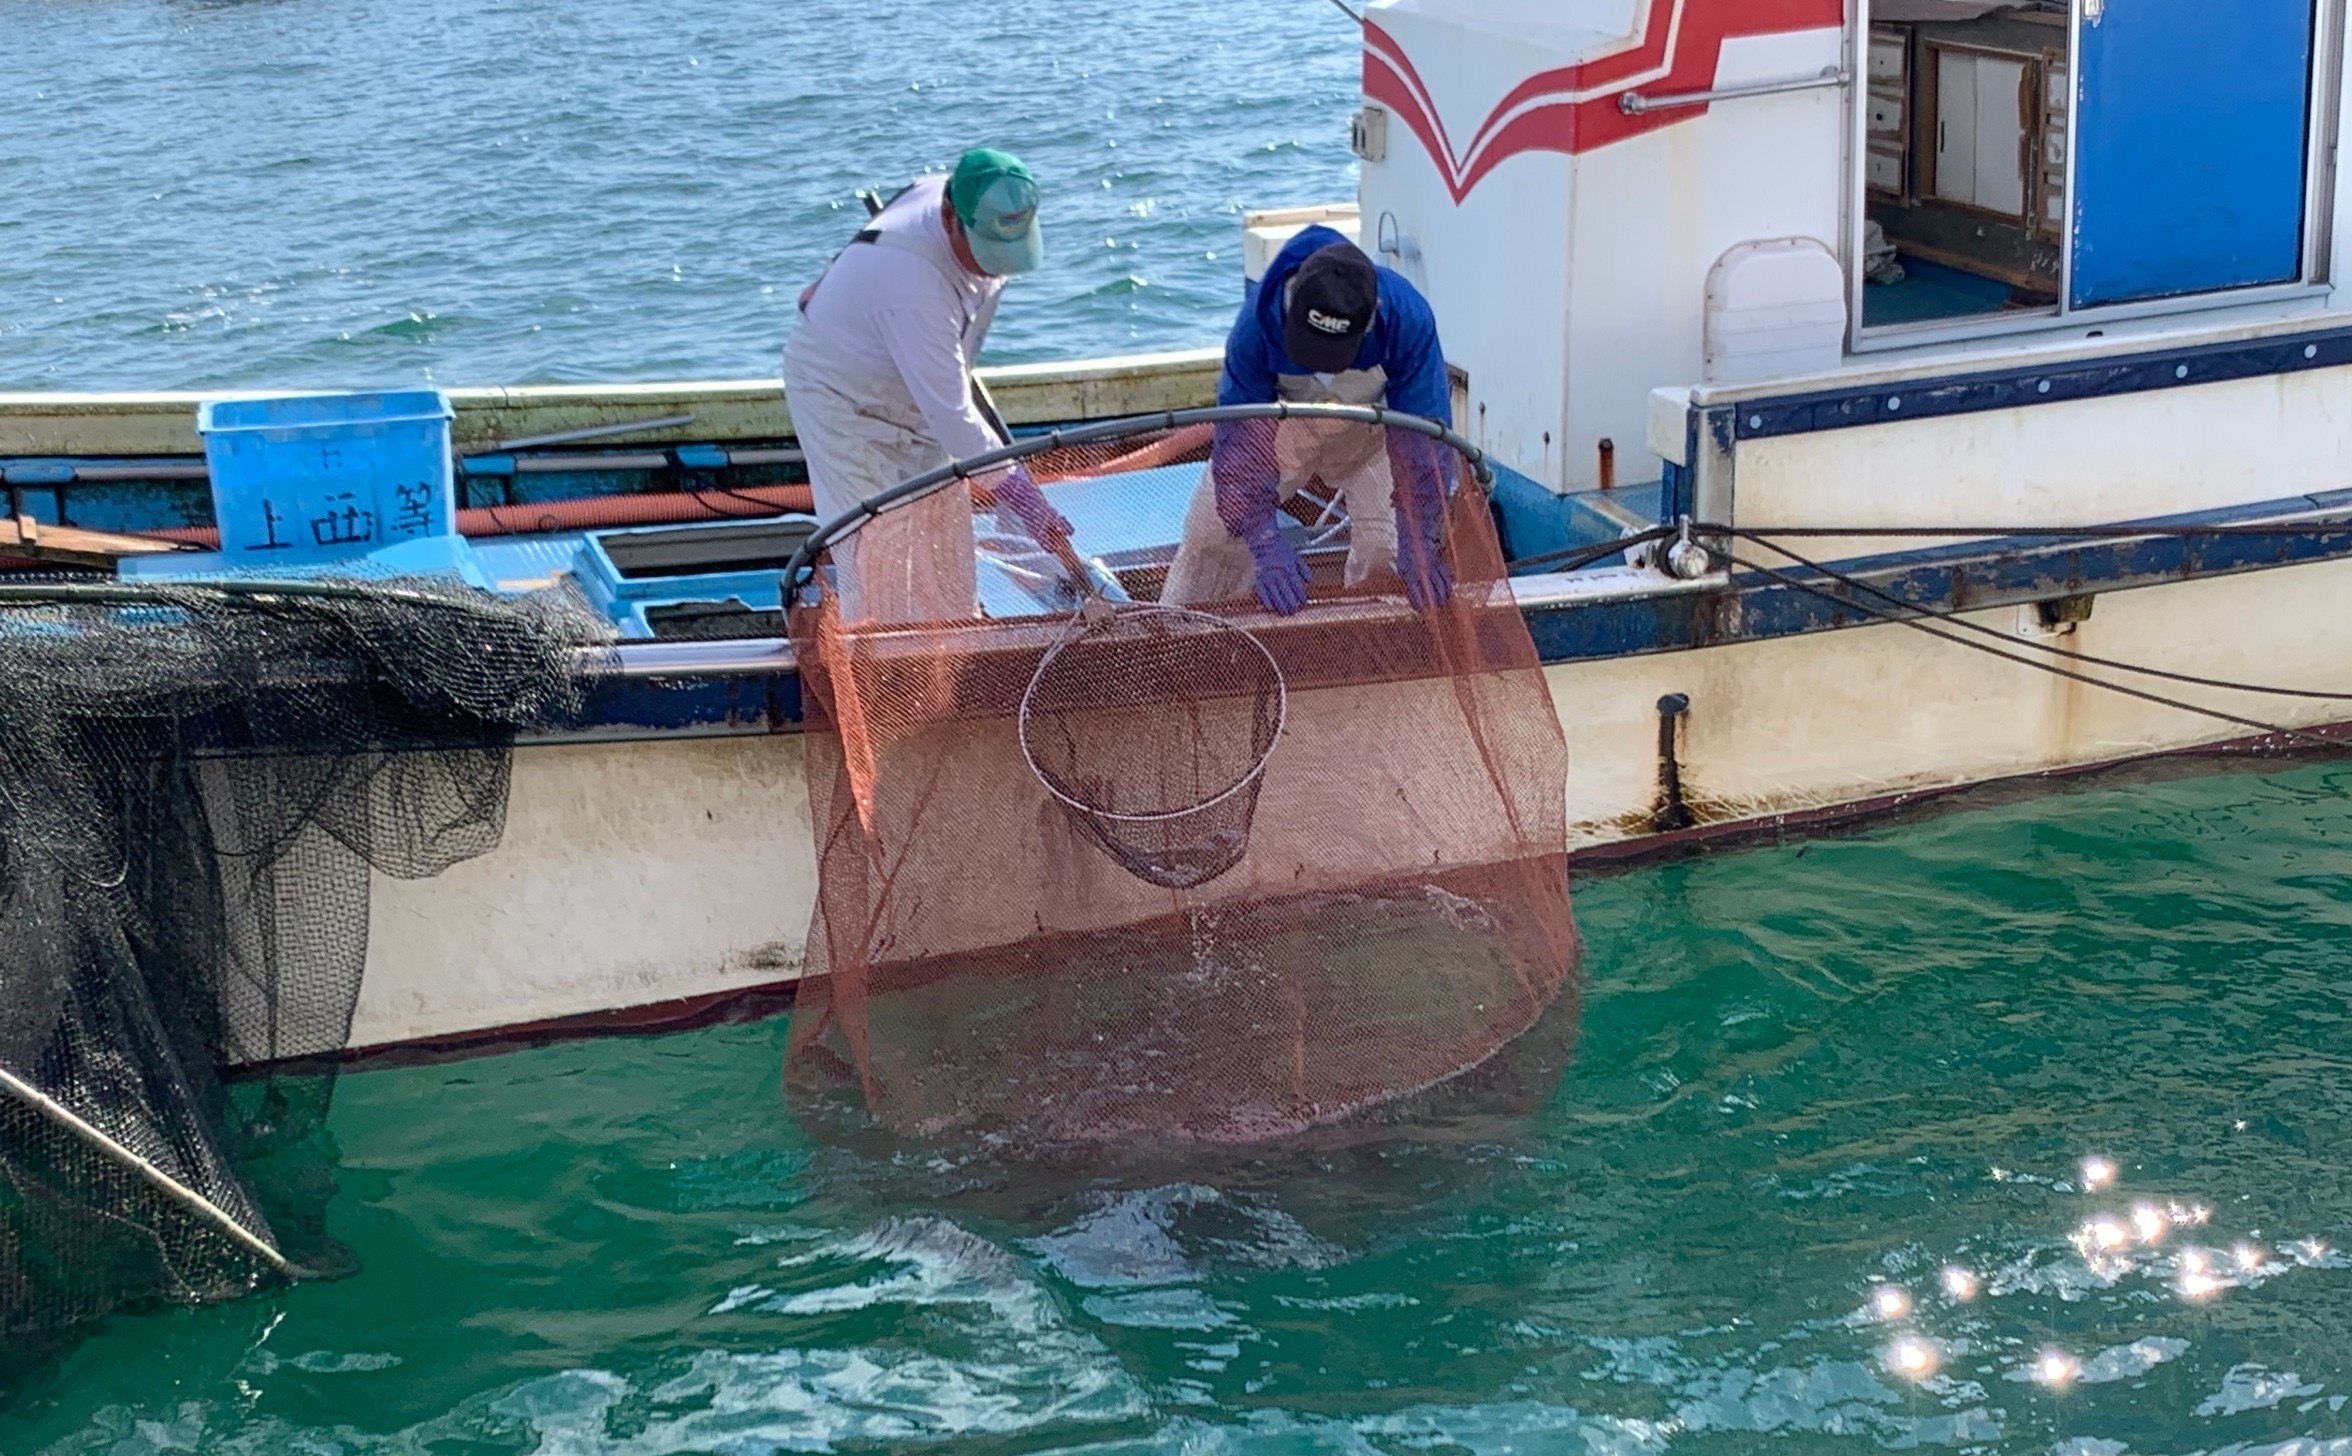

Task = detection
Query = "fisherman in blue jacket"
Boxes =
[1160,226,1455,614]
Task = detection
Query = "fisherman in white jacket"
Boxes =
[784,148,1070,624]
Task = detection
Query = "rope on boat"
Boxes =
[1506,516,2352,578]
[1508,527,1677,575]
[1709,521,2352,540]
[1716,539,2350,750]
[1734,529,2352,705]
[1508,519,2352,715]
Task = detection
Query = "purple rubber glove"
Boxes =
[1242,519,1311,615]
[1397,526,1454,610]
[992,464,1072,548]
[1387,430,1454,611]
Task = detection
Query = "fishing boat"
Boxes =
[3,0,2348,1065]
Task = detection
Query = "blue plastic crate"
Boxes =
[196,390,456,563]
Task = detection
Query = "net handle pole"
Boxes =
[779,401,1493,594]
[0,1064,293,1274]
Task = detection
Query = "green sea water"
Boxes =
[7,756,2352,1455]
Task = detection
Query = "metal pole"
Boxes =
[1621,66,1850,116]
[0,1065,291,1273]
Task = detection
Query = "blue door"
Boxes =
[2071,0,2316,309]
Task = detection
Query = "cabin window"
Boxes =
[1853,0,2329,340]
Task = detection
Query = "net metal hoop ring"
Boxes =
[1016,602,1289,826]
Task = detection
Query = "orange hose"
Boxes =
[1031,423,1214,482]
[127,430,1208,554]
[137,483,820,551]
[458,484,815,536]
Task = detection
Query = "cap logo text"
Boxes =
[1306,308,1354,335]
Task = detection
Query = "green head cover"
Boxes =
[948,147,1043,276]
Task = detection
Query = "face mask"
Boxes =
[1312,372,1339,388]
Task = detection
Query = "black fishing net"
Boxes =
[0,576,601,1346]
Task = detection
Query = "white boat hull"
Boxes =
[346,549,2352,1058]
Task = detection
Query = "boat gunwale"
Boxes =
[551,489,2352,742]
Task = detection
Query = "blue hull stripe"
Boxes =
[545,489,2352,738]
[1732,324,2352,441]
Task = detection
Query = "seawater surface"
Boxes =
[11,4,2352,1452]
[0,0,1359,389]
[8,758,2352,1454]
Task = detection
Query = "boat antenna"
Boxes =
[1321,0,1364,22]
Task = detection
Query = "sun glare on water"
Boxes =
[2035,1350,2082,1389]
[1886,1336,1939,1381]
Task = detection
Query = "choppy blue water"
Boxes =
[0,0,1359,390]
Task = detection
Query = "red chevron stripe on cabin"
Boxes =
[1363,0,1845,202]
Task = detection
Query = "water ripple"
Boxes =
[0,0,1360,389]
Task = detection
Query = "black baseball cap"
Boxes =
[1283,243,1378,373]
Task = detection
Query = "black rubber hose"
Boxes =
[777,402,1493,595]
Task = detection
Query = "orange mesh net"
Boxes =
[786,418,1580,1147]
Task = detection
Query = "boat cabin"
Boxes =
[1354,0,2347,515]
[1863,0,2324,330]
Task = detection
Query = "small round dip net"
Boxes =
[1019,601,1285,889]
[786,410,1581,1147]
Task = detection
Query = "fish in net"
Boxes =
[786,412,1582,1148]
[0,575,604,1349]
